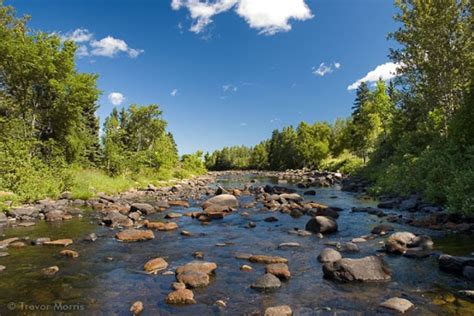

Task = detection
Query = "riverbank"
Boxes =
[0,171,473,314]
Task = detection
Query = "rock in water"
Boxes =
[202,194,238,210]
[175,261,217,288]
[166,289,196,305]
[143,257,168,274]
[265,263,291,280]
[60,249,79,258]
[144,221,178,231]
[305,216,338,234]
[130,203,156,215]
[130,301,144,315]
[41,266,59,277]
[264,305,293,316]
[323,256,391,282]
[318,248,342,263]
[115,229,155,242]
[380,297,414,313]
[251,273,281,290]
[249,255,288,264]
[43,239,73,247]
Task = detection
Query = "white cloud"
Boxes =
[90,36,144,58]
[61,28,93,43]
[108,92,125,106]
[223,84,238,92]
[347,62,401,90]
[171,0,313,35]
[61,28,143,59]
[312,62,341,76]
[171,88,178,96]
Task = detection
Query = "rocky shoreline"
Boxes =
[0,170,473,314]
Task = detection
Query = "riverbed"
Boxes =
[0,173,473,315]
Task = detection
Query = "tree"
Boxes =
[296,122,332,168]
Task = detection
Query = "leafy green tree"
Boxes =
[296,122,332,168]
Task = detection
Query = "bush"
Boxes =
[321,150,364,175]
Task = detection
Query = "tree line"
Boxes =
[0,2,204,202]
[206,0,473,214]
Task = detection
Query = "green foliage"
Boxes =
[321,150,364,175]
[179,151,207,176]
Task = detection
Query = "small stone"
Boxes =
[251,273,281,290]
[60,249,79,258]
[193,251,204,259]
[165,212,182,219]
[31,237,51,245]
[130,301,144,315]
[181,230,191,236]
[264,305,292,316]
[234,252,253,260]
[166,289,196,305]
[215,300,226,307]
[41,266,59,277]
[351,237,367,243]
[380,297,414,314]
[8,241,26,248]
[264,216,279,222]
[115,229,154,242]
[247,221,256,228]
[0,265,5,272]
[278,242,300,249]
[172,282,186,290]
[84,233,97,242]
[143,257,168,274]
[144,221,178,231]
[240,264,253,272]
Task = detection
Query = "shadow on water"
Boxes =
[0,174,473,315]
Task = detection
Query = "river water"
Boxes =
[0,174,473,315]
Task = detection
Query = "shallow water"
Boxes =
[0,174,473,315]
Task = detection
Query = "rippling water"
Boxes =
[0,174,473,315]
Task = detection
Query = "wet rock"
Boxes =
[264,216,279,222]
[0,237,19,247]
[115,229,154,242]
[385,232,433,254]
[304,190,316,196]
[60,249,79,258]
[165,212,182,219]
[172,282,186,290]
[177,271,210,287]
[249,255,288,264]
[463,266,474,280]
[278,242,300,249]
[84,233,97,242]
[193,251,204,259]
[144,257,168,274]
[240,264,253,272]
[265,263,291,280]
[175,261,217,281]
[130,203,156,215]
[45,210,65,222]
[31,237,51,245]
[380,297,414,314]
[215,299,226,307]
[0,265,5,272]
[337,242,360,253]
[202,194,238,210]
[155,200,170,210]
[8,206,40,220]
[288,229,312,237]
[371,224,394,235]
[169,200,190,208]
[318,248,342,263]
[312,207,340,219]
[181,230,191,236]
[377,199,399,209]
[305,216,338,234]
[144,221,178,231]
[130,301,144,315]
[128,211,141,221]
[351,237,367,243]
[0,252,9,257]
[0,212,7,223]
[264,305,292,316]
[166,289,196,305]
[459,290,474,298]
[323,256,391,282]
[102,211,133,227]
[235,252,253,260]
[251,273,281,290]
[439,254,474,274]
[290,209,303,218]
[43,239,73,246]
[279,193,303,202]
[247,221,256,228]
[41,266,59,277]
[8,241,26,248]
[400,196,419,211]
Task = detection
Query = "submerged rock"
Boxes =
[60,249,79,258]
[43,239,73,246]
[385,232,433,254]
[251,273,281,290]
[264,305,292,316]
[323,256,391,282]
[144,221,178,231]
[130,301,144,315]
[380,297,414,314]
[202,194,238,210]
[249,255,288,264]
[439,254,474,275]
[130,203,156,215]
[305,216,338,234]
[177,271,210,288]
[41,266,59,277]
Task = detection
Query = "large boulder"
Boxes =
[202,194,238,210]
[102,211,133,227]
[8,206,41,220]
[265,263,291,280]
[130,203,156,215]
[385,232,433,254]
[305,216,338,234]
[144,257,168,274]
[323,256,391,282]
[175,261,217,288]
[438,254,474,274]
[249,255,288,264]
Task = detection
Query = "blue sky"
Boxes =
[8,0,399,154]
